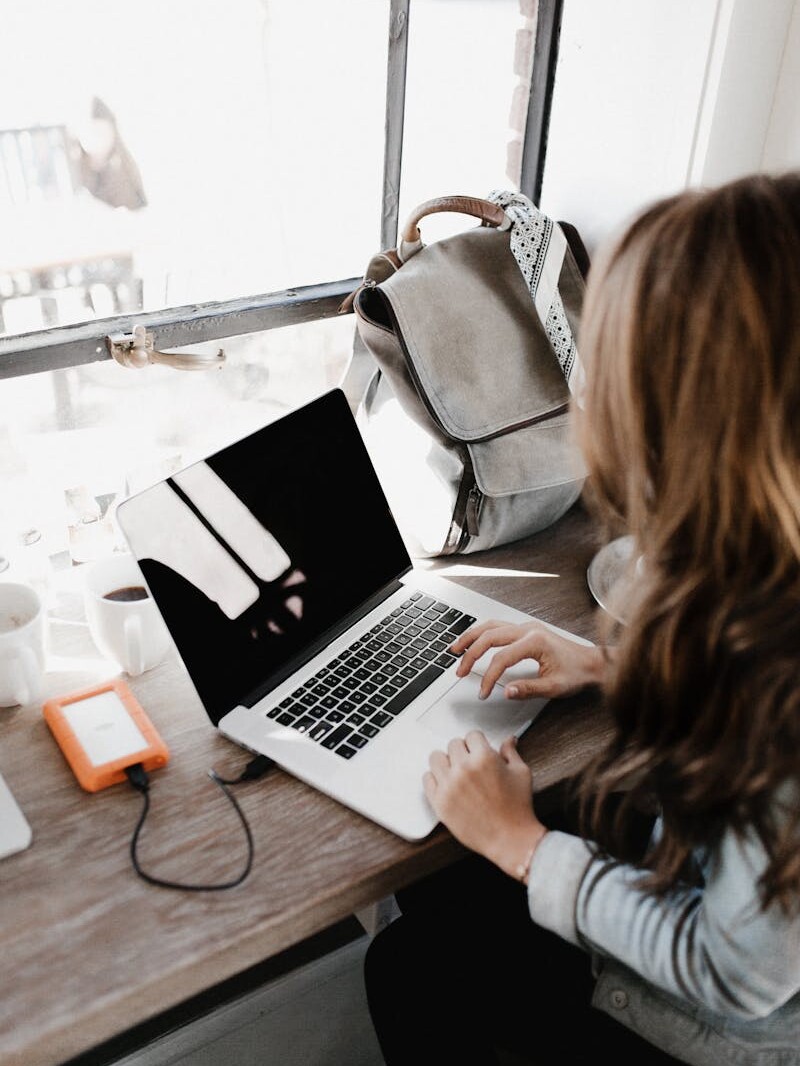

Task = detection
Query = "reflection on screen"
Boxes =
[118,389,411,725]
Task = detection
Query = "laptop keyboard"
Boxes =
[265,592,475,759]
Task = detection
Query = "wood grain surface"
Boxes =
[0,500,610,1066]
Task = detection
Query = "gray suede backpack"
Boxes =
[343,192,589,558]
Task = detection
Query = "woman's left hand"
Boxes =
[423,731,547,881]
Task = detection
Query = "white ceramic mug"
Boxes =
[82,554,172,676]
[0,582,45,707]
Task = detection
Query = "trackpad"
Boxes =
[417,672,545,744]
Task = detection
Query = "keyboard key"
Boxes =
[326,709,345,723]
[267,706,282,719]
[430,621,447,634]
[360,724,379,739]
[278,697,294,709]
[336,744,357,759]
[375,650,391,663]
[373,672,389,686]
[321,696,337,710]
[277,711,296,726]
[339,700,356,715]
[420,648,438,661]
[300,693,317,707]
[409,592,422,601]
[361,680,378,695]
[347,711,366,727]
[322,724,352,749]
[343,677,360,691]
[370,693,388,706]
[349,734,368,748]
[436,653,457,668]
[370,711,392,728]
[379,683,399,698]
[383,664,444,716]
[309,704,327,719]
[350,690,367,704]
[354,667,370,681]
[309,721,333,741]
[400,666,417,680]
[292,716,315,733]
[446,615,475,637]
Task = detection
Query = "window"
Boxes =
[0,0,561,576]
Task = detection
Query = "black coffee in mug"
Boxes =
[103,585,149,602]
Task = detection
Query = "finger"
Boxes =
[499,735,526,768]
[464,730,491,754]
[428,749,450,780]
[449,619,506,656]
[505,677,552,700]
[447,736,469,764]
[477,640,539,697]
[422,770,437,803]
[455,626,520,678]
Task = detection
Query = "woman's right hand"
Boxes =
[451,620,609,701]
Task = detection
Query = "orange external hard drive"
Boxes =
[43,678,169,792]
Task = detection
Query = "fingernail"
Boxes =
[507,686,518,698]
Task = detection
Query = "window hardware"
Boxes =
[105,326,226,371]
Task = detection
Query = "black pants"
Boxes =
[364,786,682,1066]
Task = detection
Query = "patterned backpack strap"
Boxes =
[487,189,586,405]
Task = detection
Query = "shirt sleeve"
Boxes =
[526,810,800,1020]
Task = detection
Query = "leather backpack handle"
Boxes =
[400,195,509,244]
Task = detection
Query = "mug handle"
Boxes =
[10,645,43,706]
[123,614,144,676]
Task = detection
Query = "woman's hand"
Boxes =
[451,619,609,701]
[423,731,546,880]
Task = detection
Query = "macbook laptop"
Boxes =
[116,387,590,840]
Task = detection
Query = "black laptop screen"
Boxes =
[117,389,412,725]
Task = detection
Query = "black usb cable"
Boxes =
[124,755,274,891]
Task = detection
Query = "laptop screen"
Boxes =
[117,388,412,725]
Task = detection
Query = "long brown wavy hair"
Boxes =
[575,172,800,911]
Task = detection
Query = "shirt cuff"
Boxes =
[526,829,595,946]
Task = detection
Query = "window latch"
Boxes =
[106,326,226,371]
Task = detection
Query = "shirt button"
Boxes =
[610,989,629,1010]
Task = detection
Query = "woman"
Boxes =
[363,172,800,1065]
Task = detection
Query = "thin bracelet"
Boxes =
[516,843,538,886]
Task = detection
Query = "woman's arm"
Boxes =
[527,809,800,1019]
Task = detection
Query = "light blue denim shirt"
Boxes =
[527,787,800,1064]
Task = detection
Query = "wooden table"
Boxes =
[0,501,610,1066]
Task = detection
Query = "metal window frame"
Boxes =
[0,0,562,382]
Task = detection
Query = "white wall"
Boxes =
[540,0,800,253]
[763,0,800,170]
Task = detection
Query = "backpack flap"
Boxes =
[378,225,569,439]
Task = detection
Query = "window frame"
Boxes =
[0,0,563,382]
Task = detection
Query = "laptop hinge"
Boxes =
[240,574,410,709]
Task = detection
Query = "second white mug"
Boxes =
[0,581,45,707]
[82,554,172,676]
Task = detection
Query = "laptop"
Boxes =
[116,387,590,840]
